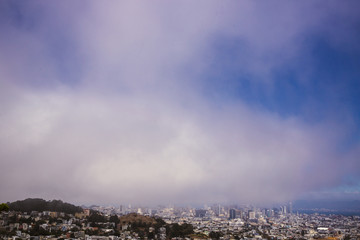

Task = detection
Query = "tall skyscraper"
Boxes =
[229,208,236,219]
[119,205,124,214]
[289,202,293,215]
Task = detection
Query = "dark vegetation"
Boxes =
[166,223,194,238]
[209,231,224,239]
[88,212,106,223]
[8,198,83,214]
[0,203,9,212]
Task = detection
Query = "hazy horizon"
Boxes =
[6,197,360,213]
[1,1,360,206]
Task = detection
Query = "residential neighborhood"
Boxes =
[1,202,359,240]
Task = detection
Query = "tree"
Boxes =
[209,231,223,239]
[88,212,106,223]
[8,198,82,213]
[167,223,194,238]
[0,203,9,212]
[109,215,120,226]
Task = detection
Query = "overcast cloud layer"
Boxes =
[1,1,360,206]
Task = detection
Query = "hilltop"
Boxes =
[8,198,83,214]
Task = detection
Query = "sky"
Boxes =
[0,1,360,206]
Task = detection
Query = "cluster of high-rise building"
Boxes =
[87,202,360,239]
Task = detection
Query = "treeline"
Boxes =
[8,198,83,214]
[166,223,194,238]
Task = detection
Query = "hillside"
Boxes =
[8,198,83,214]
[119,212,159,225]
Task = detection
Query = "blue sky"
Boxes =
[0,1,360,205]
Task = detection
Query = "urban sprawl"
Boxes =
[1,203,359,240]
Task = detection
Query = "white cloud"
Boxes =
[0,1,359,205]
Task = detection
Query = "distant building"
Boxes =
[266,209,274,217]
[84,209,90,216]
[195,209,207,218]
[248,210,256,219]
[283,206,287,215]
[119,205,124,214]
[229,209,236,219]
[159,227,166,240]
[211,204,221,216]
[280,206,287,215]
[137,208,142,215]
[236,209,243,219]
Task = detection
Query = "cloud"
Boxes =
[0,87,351,205]
[0,1,359,205]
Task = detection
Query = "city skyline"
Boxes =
[1,1,360,206]
[3,198,359,239]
